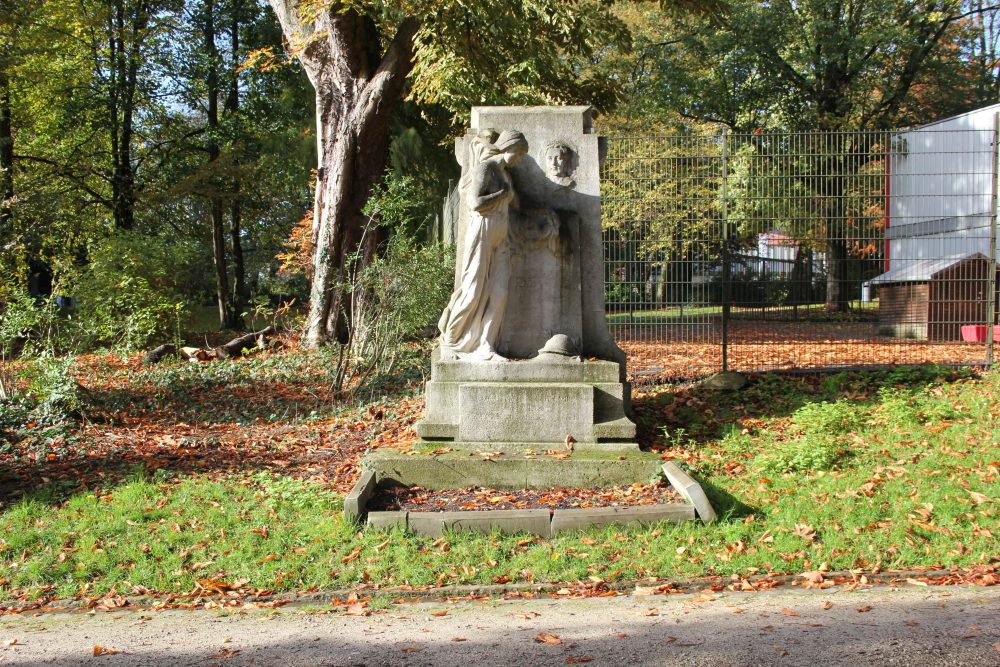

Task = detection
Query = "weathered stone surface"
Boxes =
[440,509,551,536]
[661,461,717,524]
[416,353,634,445]
[459,382,593,442]
[368,450,661,490]
[429,349,620,383]
[704,371,748,391]
[550,505,694,533]
[344,470,377,523]
[406,512,446,538]
[460,106,623,366]
[367,511,407,530]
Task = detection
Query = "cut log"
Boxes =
[215,326,276,359]
[143,343,177,365]
[180,346,212,362]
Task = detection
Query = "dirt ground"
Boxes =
[1,584,997,666]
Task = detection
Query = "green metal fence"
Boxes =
[602,125,1000,385]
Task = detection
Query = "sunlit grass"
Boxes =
[1,365,996,601]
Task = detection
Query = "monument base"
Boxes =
[414,347,635,447]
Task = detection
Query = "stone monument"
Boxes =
[416,106,636,450]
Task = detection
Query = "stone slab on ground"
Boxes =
[364,505,693,536]
[343,470,377,523]
[366,449,663,490]
[550,504,695,534]
[661,461,717,524]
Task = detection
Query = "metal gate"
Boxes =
[602,123,1000,385]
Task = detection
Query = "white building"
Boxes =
[886,103,1000,267]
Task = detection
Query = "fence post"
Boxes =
[989,113,999,367]
[721,129,731,372]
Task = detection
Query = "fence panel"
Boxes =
[602,126,999,385]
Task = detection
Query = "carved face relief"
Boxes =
[545,142,576,187]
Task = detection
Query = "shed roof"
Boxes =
[867,253,989,285]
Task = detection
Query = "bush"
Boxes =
[0,289,63,357]
[69,232,197,350]
[0,356,81,456]
[349,233,454,380]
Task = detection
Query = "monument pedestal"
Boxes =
[415,348,636,449]
[345,105,715,535]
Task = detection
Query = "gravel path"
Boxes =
[0,584,997,666]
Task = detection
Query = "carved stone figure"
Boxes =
[544,141,577,187]
[437,130,529,361]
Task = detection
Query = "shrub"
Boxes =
[68,232,196,350]
[0,289,63,357]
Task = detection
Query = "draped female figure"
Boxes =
[438,130,529,361]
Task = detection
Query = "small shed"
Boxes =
[868,253,997,341]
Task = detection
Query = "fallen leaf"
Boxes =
[535,632,562,645]
[452,637,468,642]
[821,600,833,610]
[782,609,799,617]
[1,639,17,647]
[208,647,241,659]
[93,646,121,656]
[906,578,928,587]
[345,602,370,616]
[515,611,541,619]
[431,610,448,617]
[761,626,775,633]
[400,646,423,653]
[856,605,873,613]
[566,657,593,664]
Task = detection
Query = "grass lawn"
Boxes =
[0,347,997,605]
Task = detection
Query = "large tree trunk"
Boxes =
[267,2,418,347]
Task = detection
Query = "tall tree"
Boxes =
[265,0,627,347]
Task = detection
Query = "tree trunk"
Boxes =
[0,69,13,237]
[825,239,849,312]
[204,0,236,328]
[109,0,143,231]
[267,2,418,348]
[227,0,249,317]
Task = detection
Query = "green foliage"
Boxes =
[790,400,865,436]
[0,290,62,357]
[759,434,846,474]
[68,233,196,351]
[0,356,81,456]
[622,0,987,131]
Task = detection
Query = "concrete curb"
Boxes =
[2,568,981,616]
[343,470,376,523]
[363,502,697,536]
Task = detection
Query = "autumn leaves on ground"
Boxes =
[0,341,997,611]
